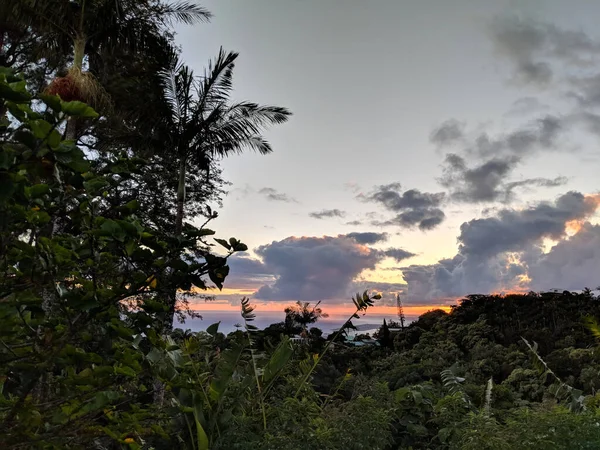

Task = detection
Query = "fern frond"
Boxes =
[483,377,493,417]
[441,366,473,409]
[522,337,586,412]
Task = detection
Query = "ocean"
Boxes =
[176,310,419,336]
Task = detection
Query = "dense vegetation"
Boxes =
[3,2,600,449]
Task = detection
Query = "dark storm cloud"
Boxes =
[490,16,600,86]
[253,235,384,301]
[430,119,465,146]
[258,187,298,203]
[440,153,567,203]
[458,191,596,257]
[309,208,346,219]
[361,183,446,230]
[345,232,389,245]
[226,234,416,303]
[399,192,600,302]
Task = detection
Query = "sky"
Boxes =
[173,0,600,325]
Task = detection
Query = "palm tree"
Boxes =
[284,301,329,335]
[158,49,292,234]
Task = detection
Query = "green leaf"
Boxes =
[262,337,293,384]
[125,199,139,210]
[208,265,230,289]
[206,322,220,337]
[187,228,215,237]
[61,100,99,118]
[30,119,52,139]
[47,129,61,148]
[193,411,210,450]
[39,93,62,112]
[0,82,31,102]
[146,348,162,364]
[6,101,26,120]
[234,242,248,252]
[83,178,109,193]
[115,366,137,378]
[214,238,231,250]
[28,184,49,198]
[0,150,15,170]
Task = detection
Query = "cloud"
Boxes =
[309,209,346,219]
[345,220,364,226]
[505,97,549,117]
[373,208,446,231]
[459,191,596,256]
[399,192,600,302]
[361,183,446,230]
[223,234,416,303]
[490,17,600,142]
[253,235,384,301]
[384,248,416,262]
[346,232,389,245]
[439,153,567,203]
[226,254,275,290]
[467,115,563,159]
[430,119,465,146]
[504,176,568,192]
[526,223,600,291]
[258,187,298,203]
[570,74,600,109]
[368,185,445,211]
[490,16,600,86]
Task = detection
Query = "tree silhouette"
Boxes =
[284,301,329,335]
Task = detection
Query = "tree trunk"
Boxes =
[175,158,186,235]
[165,158,186,328]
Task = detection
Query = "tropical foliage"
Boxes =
[4,2,600,449]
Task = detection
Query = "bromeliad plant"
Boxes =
[0,68,246,448]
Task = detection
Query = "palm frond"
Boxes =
[159,1,212,25]
[195,103,291,158]
[227,102,292,127]
[201,134,273,158]
[197,48,238,113]
[159,58,194,129]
